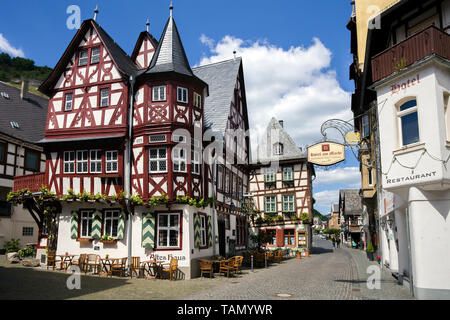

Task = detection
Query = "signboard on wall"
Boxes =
[307,142,345,166]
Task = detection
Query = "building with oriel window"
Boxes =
[349,0,450,299]
[249,118,315,254]
[13,5,250,278]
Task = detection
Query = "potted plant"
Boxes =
[100,234,117,244]
[366,242,375,261]
[304,249,310,257]
[294,248,301,259]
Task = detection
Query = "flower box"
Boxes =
[76,238,93,243]
[100,239,117,244]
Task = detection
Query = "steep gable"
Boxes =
[131,31,158,69]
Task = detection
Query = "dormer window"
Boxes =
[274,143,283,155]
[100,88,109,107]
[177,87,188,103]
[91,47,101,64]
[65,93,73,111]
[78,49,89,66]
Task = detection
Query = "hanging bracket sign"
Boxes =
[307,142,345,166]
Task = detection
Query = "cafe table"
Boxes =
[141,260,165,279]
[100,257,119,275]
[56,254,76,271]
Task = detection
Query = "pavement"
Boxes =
[0,236,414,300]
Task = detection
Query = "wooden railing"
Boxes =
[371,26,450,83]
[13,173,46,192]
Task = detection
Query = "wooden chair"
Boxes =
[265,251,273,264]
[274,250,283,263]
[47,250,57,270]
[70,254,87,271]
[199,259,214,278]
[130,257,144,279]
[255,253,265,267]
[219,259,234,278]
[161,258,178,280]
[231,256,243,274]
[109,258,127,277]
[85,254,101,274]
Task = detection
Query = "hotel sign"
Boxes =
[307,142,345,166]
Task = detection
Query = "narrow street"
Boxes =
[0,236,414,300]
[183,236,414,300]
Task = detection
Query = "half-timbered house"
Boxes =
[14,6,250,278]
[1,81,47,249]
[249,118,314,253]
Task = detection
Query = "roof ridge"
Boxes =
[193,57,241,69]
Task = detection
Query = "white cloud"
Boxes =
[197,35,352,151]
[313,189,341,214]
[314,166,361,187]
[0,34,25,57]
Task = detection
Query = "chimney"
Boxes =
[20,80,29,100]
[279,120,284,128]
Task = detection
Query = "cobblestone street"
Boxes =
[0,236,413,300]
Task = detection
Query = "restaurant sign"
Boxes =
[307,142,345,166]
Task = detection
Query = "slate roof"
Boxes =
[253,117,306,164]
[339,189,362,216]
[0,81,48,143]
[192,58,242,134]
[145,15,193,77]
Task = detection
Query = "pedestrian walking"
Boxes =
[332,238,336,249]
[336,238,340,248]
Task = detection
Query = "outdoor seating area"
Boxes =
[46,253,180,280]
[198,255,244,279]
[242,249,290,268]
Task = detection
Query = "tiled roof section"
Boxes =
[146,16,193,76]
[192,58,242,134]
[0,82,48,143]
[254,117,306,163]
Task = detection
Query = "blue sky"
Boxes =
[0,0,361,214]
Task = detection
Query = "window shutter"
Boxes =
[142,212,155,248]
[207,215,213,247]
[91,210,102,239]
[193,212,201,248]
[117,211,126,240]
[70,210,79,239]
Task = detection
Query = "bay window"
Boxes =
[177,87,188,103]
[149,148,167,173]
[173,147,187,172]
[398,99,419,146]
[152,85,166,101]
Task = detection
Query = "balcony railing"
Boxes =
[371,26,450,83]
[13,173,45,192]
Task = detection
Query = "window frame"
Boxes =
[362,114,370,138]
[282,194,296,214]
[156,212,181,249]
[103,210,120,238]
[63,151,75,174]
[22,227,34,237]
[264,196,277,214]
[90,149,102,174]
[282,166,294,181]
[99,87,110,108]
[149,148,168,173]
[177,87,188,103]
[76,150,89,174]
[78,49,89,66]
[105,150,118,173]
[173,147,187,173]
[283,228,295,246]
[24,149,40,172]
[152,85,166,102]
[397,99,420,147]
[274,143,283,155]
[199,214,207,248]
[0,141,6,164]
[193,92,202,108]
[80,210,93,239]
[64,92,74,112]
[217,165,223,191]
[191,150,201,175]
[265,229,277,246]
[90,46,101,64]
